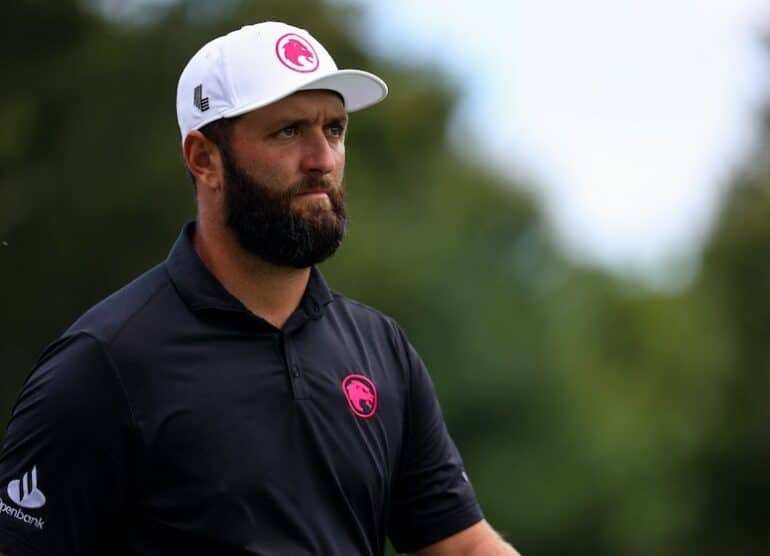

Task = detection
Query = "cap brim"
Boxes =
[297,69,388,112]
[222,69,388,119]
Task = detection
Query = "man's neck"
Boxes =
[193,219,310,330]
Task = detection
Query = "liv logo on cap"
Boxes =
[275,33,319,73]
[342,374,378,419]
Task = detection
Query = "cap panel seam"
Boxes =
[220,34,241,111]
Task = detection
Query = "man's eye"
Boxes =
[327,124,345,137]
[276,126,298,138]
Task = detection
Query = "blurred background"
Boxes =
[2,0,769,554]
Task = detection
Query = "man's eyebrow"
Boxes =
[328,115,349,126]
[269,117,311,128]
[270,114,348,128]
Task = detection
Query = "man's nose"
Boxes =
[300,129,337,175]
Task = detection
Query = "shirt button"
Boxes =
[292,368,300,378]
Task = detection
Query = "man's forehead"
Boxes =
[244,90,347,122]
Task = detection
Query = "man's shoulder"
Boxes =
[65,263,173,345]
[328,290,405,338]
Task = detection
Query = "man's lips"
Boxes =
[295,190,330,200]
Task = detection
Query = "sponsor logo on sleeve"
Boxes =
[8,466,45,509]
[1,466,45,529]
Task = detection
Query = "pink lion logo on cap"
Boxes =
[275,33,319,73]
[342,374,378,419]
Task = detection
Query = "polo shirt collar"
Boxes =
[165,221,334,322]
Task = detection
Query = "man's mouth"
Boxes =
[296,191,329,199]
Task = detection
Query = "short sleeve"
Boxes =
[387,331,483,553]
[0,333,139,555]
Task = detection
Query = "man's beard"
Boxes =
[221,147,347,268]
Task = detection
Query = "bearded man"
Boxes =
[0,21,519,556]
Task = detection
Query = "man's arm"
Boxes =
[0,333,137,554]
[388,327,520,555]
[414,520,520,556]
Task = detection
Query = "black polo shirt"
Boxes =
[0,222,482,555]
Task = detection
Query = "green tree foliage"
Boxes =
[685,105,770,554]
[1,1,767,554]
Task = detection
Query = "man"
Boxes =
[0,22,519,555]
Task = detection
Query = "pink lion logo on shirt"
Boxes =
[342,374,378,419]
[275,33,319,73]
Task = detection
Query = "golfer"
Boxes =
[0,21,520,556]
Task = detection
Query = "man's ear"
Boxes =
[183,130,223,193]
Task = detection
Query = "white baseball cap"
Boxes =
[176,21,388,141]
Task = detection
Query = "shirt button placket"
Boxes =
[282,333,308,400]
